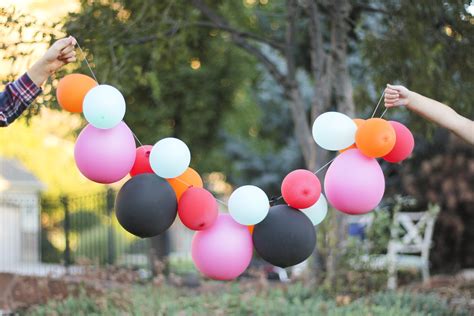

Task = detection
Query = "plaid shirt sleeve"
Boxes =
[0,73,42,127]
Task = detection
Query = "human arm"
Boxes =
[0,36,77,127]
[384,84,474,145]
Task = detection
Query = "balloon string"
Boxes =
[75,40,99,83]
[131,130,144,147]
[74,40,388,210]
[371,90,385,118]
[172,176,229,208]
[313,157,335,175]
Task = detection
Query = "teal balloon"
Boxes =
[149,137,191,178]
[300,194,328,226]
[83,85,126,129]
[228,185,269,225]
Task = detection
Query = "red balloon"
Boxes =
[178,187,218,230]
[281,169,321,209]
[383,121,415,163]
[130,145,154,177]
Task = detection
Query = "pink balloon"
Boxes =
[192,213,252,280]
[324,149,385,215]
[281,169,321,209]
[74,121,136,184]
[383,121,415,163]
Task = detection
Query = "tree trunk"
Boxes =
[325,0,355,289]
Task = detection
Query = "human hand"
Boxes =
[384,84,410,107]
[27,36,77,86]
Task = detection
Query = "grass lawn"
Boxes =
[26,281,469,316]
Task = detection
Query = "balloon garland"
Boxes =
[57,43,415,280]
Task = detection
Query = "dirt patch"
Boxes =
[404,272,474,313]
[0,268,137,313]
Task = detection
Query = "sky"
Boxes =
[3,0,79,21]
[1,0,79,76]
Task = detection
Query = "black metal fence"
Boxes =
[41,189,157,273]
[1,188,194,277]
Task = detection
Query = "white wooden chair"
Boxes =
[364,204,440,289]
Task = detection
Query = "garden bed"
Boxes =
[0,269,471,315]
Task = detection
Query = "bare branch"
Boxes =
[193,21,285,51]
[124,20,285,51]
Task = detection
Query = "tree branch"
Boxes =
[193,21,285,51]
[191,0,290,90]
[124,20,285,51]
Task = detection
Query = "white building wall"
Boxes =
[0,190,40,263]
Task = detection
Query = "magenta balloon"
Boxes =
[324,149,385,215]
[383,121,415,163]
[74,121,136,184]
[192,213,252,280]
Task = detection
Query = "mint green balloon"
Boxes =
[312,112,357,151]
[300,194,328,226]
[83,85,126,129]
[149,137,191,179]
[228,185,269,225]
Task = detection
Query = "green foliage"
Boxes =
[62,0,257,173]
[27,284,468,316]
[358,0,474,134]
[366,195,418,254]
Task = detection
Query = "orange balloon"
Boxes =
[167,168,203,201]
[339,143,357,153]
[339,119,366,153]
[353,118,366,128]
[56,74,97,113]
[355,118,396,158]
[247,225,254,234]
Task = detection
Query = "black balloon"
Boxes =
[115,173,177,238]
[253,204,316,268]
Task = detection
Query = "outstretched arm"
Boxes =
[0,36,77,127]
[384,84,474,145]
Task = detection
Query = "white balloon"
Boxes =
[312,112,357,151]
[83,85,126,129]
[149,137,191,179]
[300,194,328,226]
[228,185,269,225]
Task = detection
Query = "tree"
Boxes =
[63,1,256,172]
[62,0,258,269]
[359,0,473,132]
[63,0,369,282]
